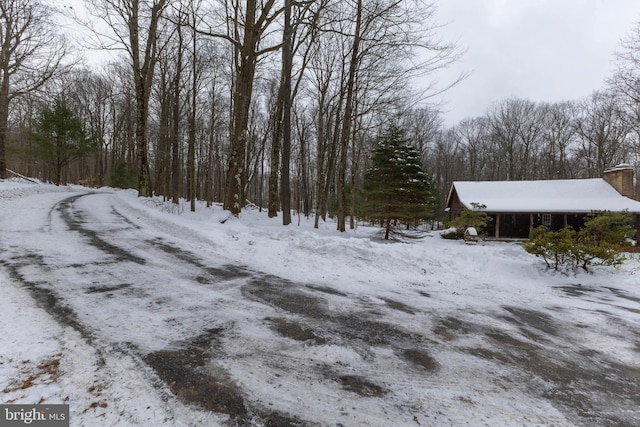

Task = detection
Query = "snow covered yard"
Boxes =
[1,179,639,426]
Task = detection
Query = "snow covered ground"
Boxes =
[1,178,639,426]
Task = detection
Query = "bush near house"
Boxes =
[523,226,576,270]
[524,211,634,272]
[440,229,464,240]
[444,203,492,239]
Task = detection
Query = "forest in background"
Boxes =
[2,0,640,230]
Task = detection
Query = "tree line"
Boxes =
[418,92,640,211]
[2,0,640,231]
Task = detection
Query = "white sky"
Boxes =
[431,0,640,125]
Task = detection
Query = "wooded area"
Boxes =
[2,0,640,230]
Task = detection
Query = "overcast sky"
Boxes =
[431,0,640,126]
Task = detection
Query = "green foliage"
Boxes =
[448,203,492,237]
[440,229,464,240]
[572,211,633,271]
[362,125,436,239]
[578,211,634,247]
[524,211,633,272]
[32,100,98,185]
[523,226,576,270]
[109,161,138,190]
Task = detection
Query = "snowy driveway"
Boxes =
[1,184,640,426]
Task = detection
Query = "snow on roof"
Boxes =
[450,178,640,213]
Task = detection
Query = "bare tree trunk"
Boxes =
[126,0,167,197]
[171,23,183,204]
[225,59,256,214]
[0,72,9,179]
[188,16,197,212]
[336,0,362,232]
[268,85,283,217]
[205,85,218,207]
[314,96,328,228]
[224,0,260,215]
[296,110,311,217]
[280,0,293,225]
[155,69,171,197]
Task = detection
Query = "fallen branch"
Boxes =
[6,169,39,183]
[245,199,261,210]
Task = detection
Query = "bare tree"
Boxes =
[488,98,543,180]
[574,91,631,177]
[538,101,577,179]
[0,0,68,179]
[171,12,185,205]
[153,50,173,197]
[203,62,229,206]
[322,0,460,232]
[401,106,443,170]
[334,0,362,232]
[65,68,114,186]
[192,0,290,215]
[453,117,491,180]
[609,20,640,193]
[609,20,640,115]
[275,0,293,224]
[308,29,341,228]
[83,0,169,197]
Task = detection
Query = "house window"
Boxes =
[542,214,551,226]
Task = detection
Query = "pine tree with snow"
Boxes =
[363,125,436,239]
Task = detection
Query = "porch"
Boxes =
[484,213,588,239]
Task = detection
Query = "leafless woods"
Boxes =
[3,0,640,227]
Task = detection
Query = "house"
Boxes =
[446,165,640,239]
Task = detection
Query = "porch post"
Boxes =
[564,214,568,228]
[530,213,534,234]
[495,214,501,239]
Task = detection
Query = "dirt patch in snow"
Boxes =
[554,284,599,297]
[306,284,348,297]
[268,317,326,344]
[244,275,429,348]
[338,375,386,397]
[379,297,416,314]
[482,327,640,426]
[429,309,640,426]
[433,316,475,341]
[243,276,329,319]
[143,328,313,426]
[400,349,439,371]
[501,306,558,336]
[149,238,251,282]
[85,283,131,294]
[143,328,248,420]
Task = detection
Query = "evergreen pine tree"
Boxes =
[32,100,98,185]
[363,125,435,239]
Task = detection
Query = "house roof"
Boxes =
[448,178,640,213]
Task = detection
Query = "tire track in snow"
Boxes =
[43,192,321,424]
[55,193,146,264]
